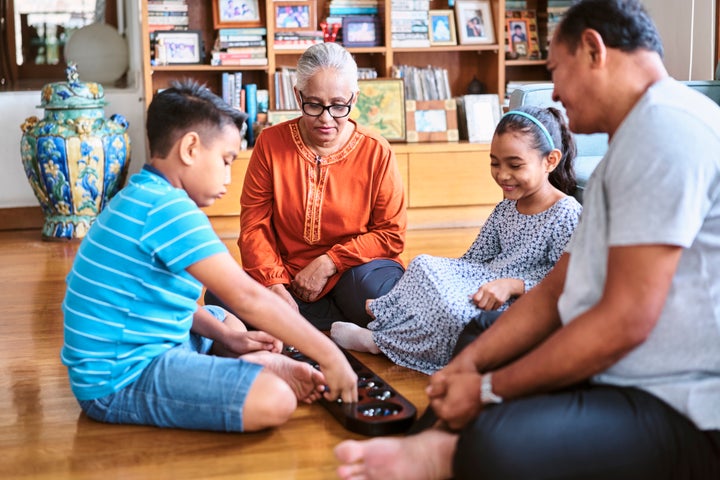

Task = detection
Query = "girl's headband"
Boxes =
[503,110,555,150]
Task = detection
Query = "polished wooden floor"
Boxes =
[0,226,478,480]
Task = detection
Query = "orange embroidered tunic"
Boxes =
[240,119,407,297]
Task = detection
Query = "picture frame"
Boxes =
[405,99,459,143]
[212,0,262,28]
[456,94,501,143]
[154,30,203,65]
[506,9,541,59]
[267,110,302,125]
[350,79,406,142]
[274,1,316,32]
[428,10,457,46]
[507,18,529,56]
[342,15,382,48]
[455,0,496,45]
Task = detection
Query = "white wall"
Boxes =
[644,0,716,80]
[0,0,147,209]
[0,0,716,208]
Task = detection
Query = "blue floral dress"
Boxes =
[367,197,582,374]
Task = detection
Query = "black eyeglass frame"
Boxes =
[298,92,355,118]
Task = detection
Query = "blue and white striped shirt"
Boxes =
[61,166,227,400]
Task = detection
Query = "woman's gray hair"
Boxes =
[295,42,359,92]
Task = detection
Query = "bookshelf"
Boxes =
[139,0,508,228]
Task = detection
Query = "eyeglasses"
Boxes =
[299,92,354,118]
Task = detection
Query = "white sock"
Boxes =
[330,322,380,354]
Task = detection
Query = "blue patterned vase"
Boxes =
[20,63,131,240]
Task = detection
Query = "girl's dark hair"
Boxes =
[496,105,577,196]
[146,79,248,158]
[555,0,663,57]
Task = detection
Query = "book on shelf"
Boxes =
[393,65,451,101]
[212,57,268,66]
[274,68,300,110]
[219,27,268,37]
[221,72,246,111]
[147,3,188,13]
[245,84,258,146]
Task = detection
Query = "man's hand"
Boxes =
[427,372,484,430]
[291,254,337,302]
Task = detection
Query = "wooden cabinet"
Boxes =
[202,143,501,231]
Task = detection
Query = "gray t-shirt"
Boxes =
[558,78,720,430]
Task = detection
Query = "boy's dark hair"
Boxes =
[146,79,248,158]
[496,105,577,196]
[555,0,663,57]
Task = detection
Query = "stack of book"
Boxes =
[273,68,300,110]
[147,0,189,32]
[391,0,430,48]
[212,27,268,66]
[546,0,572,51]
[273,31,324,50]
[327,0,379,17]
[392,65,451,101]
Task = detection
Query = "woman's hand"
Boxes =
[471,278,524,310]
[291,254,337,302]
[268,284,300,312]
[427,371,484,430]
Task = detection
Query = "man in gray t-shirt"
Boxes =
[334,1,720,479]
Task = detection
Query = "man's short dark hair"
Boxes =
[146,80,248,158]
[555,0,663,58]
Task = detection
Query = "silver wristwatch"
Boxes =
[480,373,503,405]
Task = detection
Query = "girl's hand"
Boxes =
[291,254,337,302]
[428,372,484,430]
[471,278,524,310]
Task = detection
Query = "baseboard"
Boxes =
[0,206,44,231]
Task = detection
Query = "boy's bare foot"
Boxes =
[330,322,381,354]
[241,351,325,404]
[334,429,457,480]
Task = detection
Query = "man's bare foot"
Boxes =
[330,322,381,354]
[365,299,376,319]
[334,429,457,480]
[242,351,325,404]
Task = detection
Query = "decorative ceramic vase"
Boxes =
[20,63,131,240]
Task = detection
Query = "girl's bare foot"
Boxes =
[334,429,457,480]
[330,322,381,354]
[241,351,325,404]
[365,298,376,319]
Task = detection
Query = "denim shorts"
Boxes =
[78,305,264,432]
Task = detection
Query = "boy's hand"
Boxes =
[215,329,283,357]
[471,278,524,310]
[316,351,358,403]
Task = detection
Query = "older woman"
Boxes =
[207,42,406,330]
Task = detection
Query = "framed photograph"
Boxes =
[154,30,203,65]
[213,0,262,28]
[507,19,529,56]
[405,99,459,143]
[342,15,382,48]
[350,79,406,142]
[455,0,496,45]
[428,10,457,46]
[456,94,501,143]
[274,2,316,32]
[506,9,541,59]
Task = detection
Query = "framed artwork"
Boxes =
[428,10,456,46]
[274,2,316,32]
[405,99,459,143]
[342,15,382,48]
[154,31,203,65]
[506,9,541,59]
[267,110,301,125]
[455,0,496,45]
[350,79,406,142]
[213,0,262,28]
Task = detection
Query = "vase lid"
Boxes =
[39,62,107,110]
